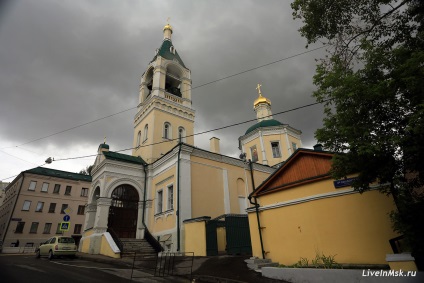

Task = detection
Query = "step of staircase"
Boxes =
[120,239,158,256]
[245,257,279,270]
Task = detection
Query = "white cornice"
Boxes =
[134,96,195,127]
[239,124,302,144]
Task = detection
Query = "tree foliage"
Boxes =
[292,0,424,256]
[78,165,93,176]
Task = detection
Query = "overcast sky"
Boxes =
[0,0,327,182]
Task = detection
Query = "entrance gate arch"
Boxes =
[108,185,139,238]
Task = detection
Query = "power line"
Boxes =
[45,99,331,163]
[0,44,326,150]
[1,98,329,181]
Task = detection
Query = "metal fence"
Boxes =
[123,251,194,281]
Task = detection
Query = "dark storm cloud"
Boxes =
[0,0,326,178]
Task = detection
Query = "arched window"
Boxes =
[143,124,148,142]
[164,122,171,139]
[178,127,186,142]
[137,131,141,147]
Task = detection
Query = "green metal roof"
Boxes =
[99,143,109,149]
[103,151,146,165]
[150,39,186,68]
[245,119,283,135]
[24,167,92,182]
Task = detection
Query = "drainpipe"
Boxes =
[177,143,182,251]
[142,163,148,227]
[247,160,266,259]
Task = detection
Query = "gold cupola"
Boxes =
[163,23,173,34]
[253,84,271,107]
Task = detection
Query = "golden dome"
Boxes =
[163,23,173,33]
[254,94,271,107]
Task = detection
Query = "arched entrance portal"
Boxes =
[108,185,139,238]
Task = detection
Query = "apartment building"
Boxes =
[0,167,91,251]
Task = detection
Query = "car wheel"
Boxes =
[48,250,54,260]
[35,250,40,259]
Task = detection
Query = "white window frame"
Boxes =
[43,223,52,234]
[22,200,31,211]
[178,127,186,143]
[167,184,174,211]
[35,201,44,212]
[28,181,37,191]
[143,124,148,142]
[156,190,163,214]
[41,182,49,192]
[137,131,141,147]
[271,141,281,158]
[163,122,172,139]
[292,142,298,151]
[81,188,88,197]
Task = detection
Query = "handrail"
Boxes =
[107,227,124,253]
[144,227,164,253]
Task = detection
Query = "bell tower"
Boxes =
[133,23,195,163]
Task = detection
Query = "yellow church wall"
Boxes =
[133,111,155,160]
[190,157,225,218]
[149,165,177,233]
[133,108,194,163]
[288,135,300,152]
[100,234,120,258]
[190,156,272,217]
[243,139,263,164]
[184,220,207,256]
[217,227,227,252]
[249,180,398,265]
[262,135,288,166]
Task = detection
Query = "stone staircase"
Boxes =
[120,239,158,257]
[245,257,279,272]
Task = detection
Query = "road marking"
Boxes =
[15,264,47,273]
[51,260,127,270]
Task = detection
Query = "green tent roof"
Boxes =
[245,119,283,135]
[150,39,186,68]
[24,167,92,182]
[103,151,146,165]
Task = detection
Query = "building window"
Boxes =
[137,130,141,147]
[163,122,171,139]
[143,124,148,142]
[30,222,39,233]
[43,223,52,234]
[81,188,88,197]
[271,142,281,158]
[22,200,31,211]
[65,186,72,195]
[49,203,56,213]
[250,145,258,162]
[74,224,82,234]
[77,205,85,215]
[167,185,174,210]
[292,142,298,151]
[53,184,60,194]
[157,190,163,214]
[41,182,49,192]
[35,202,44,212]
[56,223,63,234]
[15,222,25,233]
[28,181,37,191]
[61,204,68,214]
[178,127,185,142]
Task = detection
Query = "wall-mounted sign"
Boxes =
[11,218,22,221]
[334,177,357,189]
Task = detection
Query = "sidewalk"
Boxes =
[76,252,283,283]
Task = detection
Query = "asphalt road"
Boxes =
[0,254,143,283]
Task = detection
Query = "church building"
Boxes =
[80,23,302,256]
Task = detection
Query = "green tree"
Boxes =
[78,165,93,176]
[291,0,424,259]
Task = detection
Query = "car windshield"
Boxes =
[58,237,75,244]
